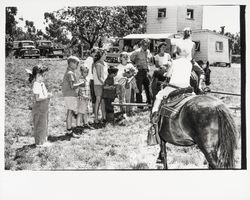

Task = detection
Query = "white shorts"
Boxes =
[64,97,78,112]
[155,86,176,100]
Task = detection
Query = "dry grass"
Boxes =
[5,58,242,170]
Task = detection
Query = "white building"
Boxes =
[146,6,231,65]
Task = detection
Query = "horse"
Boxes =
[157,94,238,169]
[149,60,237,169]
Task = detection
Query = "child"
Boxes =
[62,56,85,138]
[83,48,98,114]
[29,65,52,147]
[115,52,138,115]
[77,66,93,129]
[122,67,139,116]
[102,66,119,124]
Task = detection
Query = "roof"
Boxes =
[191,29,231,39]
[123,33,175,40]
[20,40,34,43]
[37,40,52,42]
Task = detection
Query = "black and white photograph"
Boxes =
[1,0,249,199]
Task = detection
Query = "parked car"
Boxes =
[13,40,40,59]
[36,40,64,58]
[105,46,120,66]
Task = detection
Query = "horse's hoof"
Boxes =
[156,158,163,164]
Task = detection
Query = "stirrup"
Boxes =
[150,112,159,124]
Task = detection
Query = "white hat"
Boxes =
[67,55,80,63]
[183,27,192,32]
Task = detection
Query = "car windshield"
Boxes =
[108,48,119,53]
[41,42,51,46]
[22,42,34,46]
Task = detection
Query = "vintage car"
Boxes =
[105,46,120,66]
[14,40,40,59]
[36,40,64,58]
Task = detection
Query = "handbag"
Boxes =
[147,124,160,146]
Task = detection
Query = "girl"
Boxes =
[77,66,93,129]
[29,65,52,147]
[83,48,98,114]
[116,52,139,115]
[92,49,108,124]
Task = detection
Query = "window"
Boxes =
[158,8,166,18]
[187,9,194,19]
[215,41,223,52]
[193,41,200,51]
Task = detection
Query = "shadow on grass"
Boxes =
[47,134,72,142]
[16,144,36,153]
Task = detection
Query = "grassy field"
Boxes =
[5,58,242,170]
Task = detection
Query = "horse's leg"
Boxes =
[160,139,168,169]
[195,127,219,169]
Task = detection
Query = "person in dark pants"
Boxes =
[102,66,119,124]
[130,39,152,108]
[204,61,211,86]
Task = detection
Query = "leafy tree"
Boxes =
[5,7,18,56]
[44,6,147,49]
[24,20,37,40]
[44,11,71,45]
[6,7,17,36]
[225,32,241,55]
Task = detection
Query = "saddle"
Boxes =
[156,87,196,146]
[160,86,194,118]
[148,86,195,146]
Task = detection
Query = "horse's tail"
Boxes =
[216,104,238,168]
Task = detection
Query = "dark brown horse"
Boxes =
[157,94,238,169]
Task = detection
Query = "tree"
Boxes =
[44,6,147,49]
[6,7,17,36]
[44,11,71,45]
[24,20,37,40]
[225,32,241,55]
[5,7,18,57]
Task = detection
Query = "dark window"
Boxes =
[158,8,166,18]
[187,9,194,19]
[41,42,51,46]
[193,41,200,51]
[215,41,223,52]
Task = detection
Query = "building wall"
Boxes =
[146,6,178,33]
[146,6,203,34]
[177,6,203,32]
[207,33,229,63]
[191,32,208,62]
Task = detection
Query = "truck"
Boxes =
[36,40,64,58]
[13,40,40,59]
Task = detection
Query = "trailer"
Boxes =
[191,29,231,67]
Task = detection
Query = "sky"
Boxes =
[15,5,240,34]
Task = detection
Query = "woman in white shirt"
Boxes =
[154,42,172,70]
[151,27,195,121]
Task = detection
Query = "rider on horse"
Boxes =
[151,27,205,123]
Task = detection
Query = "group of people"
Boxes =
[29,27,207,147]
